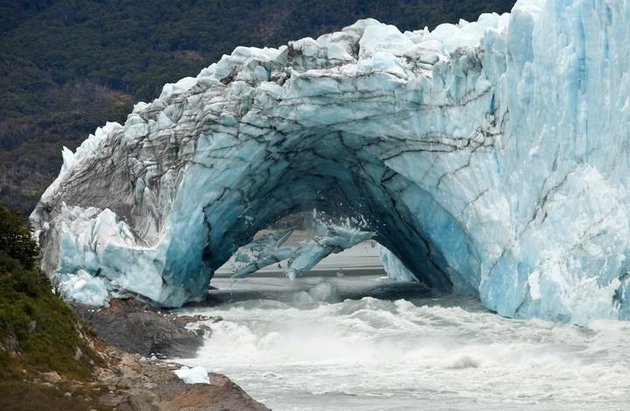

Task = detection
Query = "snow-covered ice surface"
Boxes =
[32,0,630,323]
[176,289,630,410]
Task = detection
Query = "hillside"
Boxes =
[0,0,515,213]
[0,205,102,409]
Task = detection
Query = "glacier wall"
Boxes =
[31,0,630,323]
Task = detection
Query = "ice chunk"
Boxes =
[229,218,374,280]
[57,270,110,306]
[379,246,417,282]
[359,23,414,57]
[173,366,210,384]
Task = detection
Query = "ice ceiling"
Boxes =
[32,0,630,324]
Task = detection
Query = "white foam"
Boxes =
[174,295,630,410]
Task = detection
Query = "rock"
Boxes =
[72,298,204,358]
[96,351,269,410]
[160,373,270,411]
[41,371,62,384]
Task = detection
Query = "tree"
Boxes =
[0,206,39,270]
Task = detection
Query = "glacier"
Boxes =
[30,0,630,324]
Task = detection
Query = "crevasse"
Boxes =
[31,0,630,324]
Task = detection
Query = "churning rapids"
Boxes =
[173,247,630,411]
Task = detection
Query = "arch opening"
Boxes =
[196,130,457,294]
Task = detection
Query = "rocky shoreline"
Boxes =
[39,298,269,411]
[71,298,213,359]
[95,347,269,410]
[26,342,268,411]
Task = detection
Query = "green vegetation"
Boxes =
[0,0,516,213]
[0,207,40,269]
[0,206,99,381]
[0,379,107,411]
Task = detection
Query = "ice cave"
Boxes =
[31,0,630,324]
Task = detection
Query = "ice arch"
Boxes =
[32,0,630,323]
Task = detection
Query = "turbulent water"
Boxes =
[176,276,630,411]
